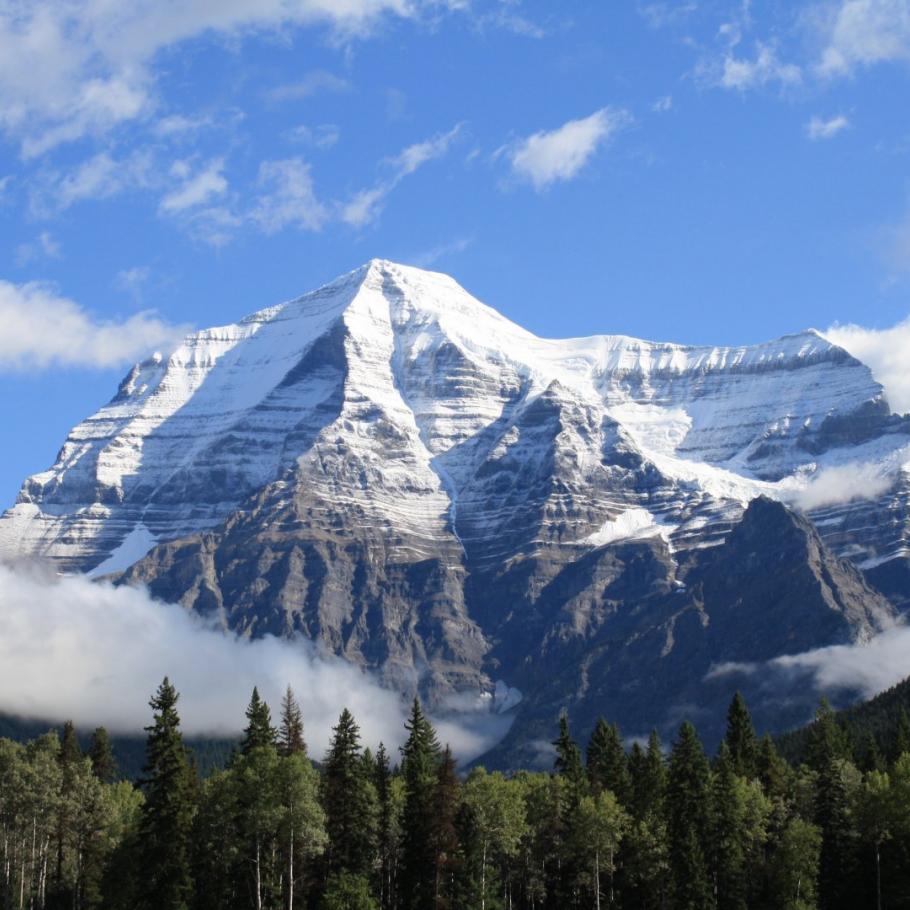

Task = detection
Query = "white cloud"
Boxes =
[0,561,511,760]
[159,158,228,214]
[410,235,474,268]
[0,1,436,154]
[817,0,910,77]
[713,623,910,703]
[825,317,910,413]
[716,43,802,89]
[788,462,895,511]
[0,280,188,370]
[32,151,155,215]
[652,95,673,113]
[251,158,329,234]
[15,231,61,266]
[341,124,462,226]
[806,113,850,139]
[507,108,628,191]
[287,123,341,149]
[266,70,351,103]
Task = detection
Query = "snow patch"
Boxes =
[88,524,157,577]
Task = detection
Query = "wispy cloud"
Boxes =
[0,561,512,760]
[806,114,850,139]
[159,158,228,214]
[825,316,910,413]
[652,95,673,113]
[712,43,802,90]
[410,236,474,268]
[341,124,463,227]
[287,123,341,149]
[251,158,329,234]
[14,232,61,267]
[0,280,187,371]
[506,107,629,191]
[816,0,910,77]
[266,70,351,103]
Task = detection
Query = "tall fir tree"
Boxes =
[709,743,748,910]
[241,687,277,755]
[89,726,117,783]
[724,692,757,779]
[138,677,195,910]
[399,697,442,910]
[586,717,631,804]
[279,685,306,757]
[667,721,714,910]
[434,746,460,910]
[322,708,377,877]
[553,711,587,807]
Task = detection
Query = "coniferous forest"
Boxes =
[3,681,910,910]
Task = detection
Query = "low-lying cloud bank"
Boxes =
[0,562,510,761]
[709,622,910,702]
[787,461,896,511]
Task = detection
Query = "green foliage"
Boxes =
[586,718,631,804]
[725,692,758,779]
[321,871,379,910]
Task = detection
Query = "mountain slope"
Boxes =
[1,260,908,759]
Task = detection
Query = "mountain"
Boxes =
[1,260,908,761]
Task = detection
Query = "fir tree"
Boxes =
[374,743,397,910]
[89,726,117,783]
[138,677,195,910]
[667,721,713,910]
[756,734,789,799]
[279,685,307,757]
[586,718,631,804]
[322,708,377,877]
[553,711,587,806]
[709,743,747,910]
[434,746,460,909]
[241,687,277,755]
[629,730,666,821]
[399,698,441,910]
[724,692,757,779]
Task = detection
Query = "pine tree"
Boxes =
[399,698,442,910]
[279,685,306,757]
[667,721,714,910]
[434,746,460,909]
[724,692,757,779]
[323,708,377,877]
[709,743,748,910]
[586,718,631,804]
[241,687,277,755]
[138,677,195,910]
[89,726,117,783]
[815,750,858,909]
[553,711,587,807]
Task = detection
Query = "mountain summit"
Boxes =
[2,260,908,762]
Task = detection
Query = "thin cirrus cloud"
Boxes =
[341,124,463,227]
[506,107,630,192]
[0,279,188,371]
[0,560,513,760]
[266,70,351,103]
[805,114,850,139]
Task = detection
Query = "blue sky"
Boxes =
[1,0,910,506]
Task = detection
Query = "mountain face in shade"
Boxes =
[2,260,908,761]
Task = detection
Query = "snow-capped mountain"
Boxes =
[2,260,908,761]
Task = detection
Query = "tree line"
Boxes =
[3,681,910,910]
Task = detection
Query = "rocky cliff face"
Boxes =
[2,260,908,760]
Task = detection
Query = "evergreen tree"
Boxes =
[815,754,859,910]
[586,718,631,804]
[553,711,587,806]
[399,698,441,910]
[434,746,460,909]
[724,692,757,779]
[756,734,790,800]
[667,721,713,910]
[373,743,397,910]
[241,687,277,755]
[279,685,307,757]
[893,708,910,761]
[807,700,850,773]
[138,677,195,910]
[709,743,748,910]
[322,708,377,877]
[629,730,666,821]
[89,726,117,783]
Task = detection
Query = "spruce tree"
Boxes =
[893,708,910,761]
[374,743,397,910]
[709,743,748,910]
[434,746,460,909]
[241,687,277,755]
[724,692,757,779]
[89,726,117,782]
[322,708,377,877]
[586,718,631,804]
[756,734,789,799]
[279,685,306,757]
[138,677,195,910]
[553,711,587,806]
[399,697,441,910]
[667,721,714,910]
